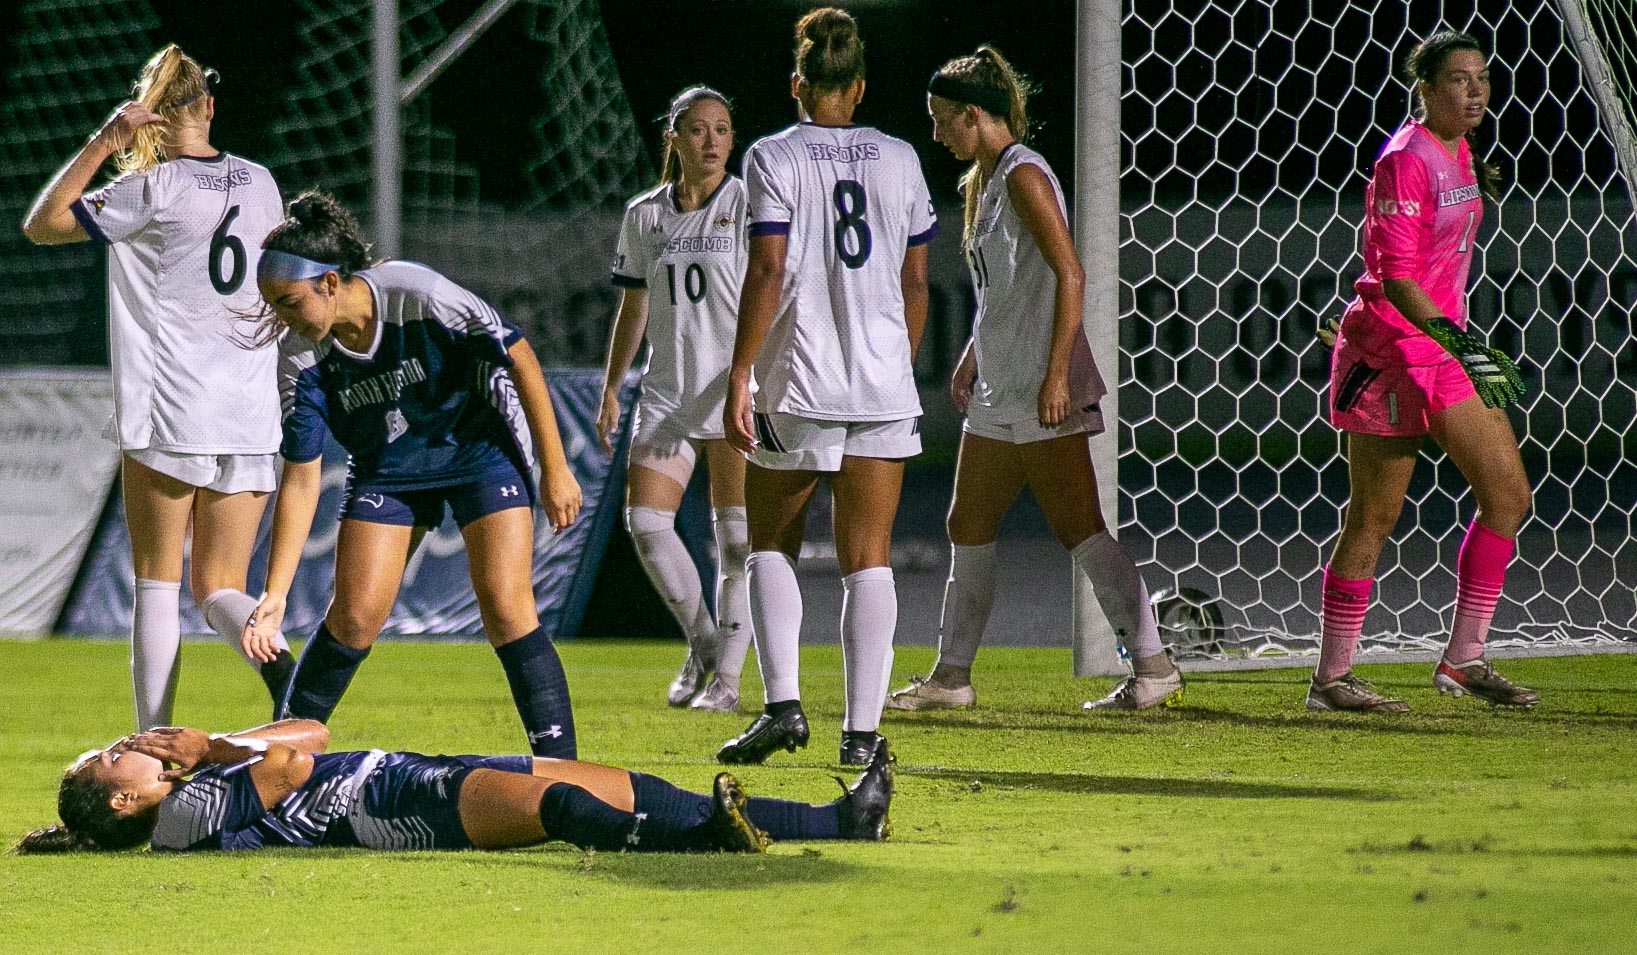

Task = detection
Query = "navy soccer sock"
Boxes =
[537,775,712,852]
[743,794,842,841]
[280,623,369,722]
[259,649,297,708]
[494,626,577,758]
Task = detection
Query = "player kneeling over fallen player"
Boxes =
[246,191,584,756]
[887,47,1182,714]
[15,720,892,854]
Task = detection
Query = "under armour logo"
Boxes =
[358,493,386,508]
[627,811,648,845]
[527,725,563,742]
[499,485,519,498]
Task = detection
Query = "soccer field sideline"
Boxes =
[3,639,1635,954]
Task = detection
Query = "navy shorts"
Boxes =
[344,752,534,850]
[341,461,533,528]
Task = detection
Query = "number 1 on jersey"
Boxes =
[832,180,872,269]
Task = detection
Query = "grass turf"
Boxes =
[2,639,1635,954]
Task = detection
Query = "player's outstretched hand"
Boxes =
[595,387,621,456]
[117,727,212,781]
[724,377,756,456]
[1318,316,1341,349]
[1422,316,1527,408]
[1037,375,1070,427]
[92,101,163,152]
[542,471,582,533]
[243,592,287,663]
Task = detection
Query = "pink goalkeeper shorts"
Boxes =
[1328,338,1476,437]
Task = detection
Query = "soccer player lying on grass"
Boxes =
[14,720,892,855]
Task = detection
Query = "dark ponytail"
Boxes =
[13,762,157,855]
[1404,30,1503,200]
[794,7,865,92]
[933,45,1035,242]
[263,190,374,276]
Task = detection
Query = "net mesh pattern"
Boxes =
[1118,0,1637,658]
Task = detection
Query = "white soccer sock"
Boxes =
[934,542,997,671]
[132,578,182,730]
[841,566,897,733]
[201,588,291,668]
[747,550,803,703]
[712,506,752,683]
[1071,532,1166,664]
[626,506,714,645]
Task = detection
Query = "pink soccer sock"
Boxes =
[1445,520,1515,665]
[1315,567,1373,683]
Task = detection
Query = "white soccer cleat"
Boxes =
[1082,672,1185,711]
[667,649,707,707]
[884,675,976,711]
[689,676,741,712]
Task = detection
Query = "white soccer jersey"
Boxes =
[743,123,938,421]
[611,176,747,437]
[74,153,284,453]
[965,144,1105,424]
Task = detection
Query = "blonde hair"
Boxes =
[659,86,732,187]
[934,46,1032,243]
[117,44,214,174]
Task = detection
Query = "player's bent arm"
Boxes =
[21,102,160,244]
[901,244,929,362]
[220,719,330,754]
[507,337,582,531]
[246,744,316,811]
[1008,164,1086,384]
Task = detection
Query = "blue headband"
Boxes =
[258,249,339,281]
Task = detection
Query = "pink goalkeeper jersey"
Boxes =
[1344,120,1484,363]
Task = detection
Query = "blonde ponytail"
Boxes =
[933,45,1034,242]
[117,44,214,174]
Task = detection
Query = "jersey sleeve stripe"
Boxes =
[747,222,792,237]
[610,273,646,288]
[70,198,109,244]
[908,223,940,247]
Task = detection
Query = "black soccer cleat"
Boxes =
[702,773,770,853]
[838,730,884,767]
[834,737,894,841]
[715,707,810,764]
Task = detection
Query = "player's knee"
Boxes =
[1478,481,1532,534]
[714,521,750,579]
[945,509,999,548]
[625,505,675,549]
[325,606,387,648]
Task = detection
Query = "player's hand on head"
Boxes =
[123,726,211,780]
[92,101,163,151]
[595,389,620,456]
[543,472,582,532]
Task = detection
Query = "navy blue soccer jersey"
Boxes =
[277,261,534,490]
[150,750,376,851]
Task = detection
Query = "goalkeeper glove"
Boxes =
[1421,316,1526,409]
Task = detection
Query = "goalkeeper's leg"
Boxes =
[1428,398,1535,702]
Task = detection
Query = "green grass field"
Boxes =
[3,639,1635,954]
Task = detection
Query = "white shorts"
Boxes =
[963,403,1105,445]
[125,447,279,494]
[748,412,922,472]
[629,399,720,487]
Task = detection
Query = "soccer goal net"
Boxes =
[1112,0,1637,660]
